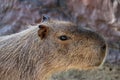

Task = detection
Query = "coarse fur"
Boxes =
[0,19,107,80]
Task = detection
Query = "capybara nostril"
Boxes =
[101,44,106,51]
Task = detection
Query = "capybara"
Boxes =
[0,16,107,80]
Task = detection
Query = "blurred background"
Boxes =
[0,0,120,80]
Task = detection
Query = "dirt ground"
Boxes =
[50,63,120,80]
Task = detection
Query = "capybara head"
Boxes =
[37,16,107,79]
[0,16,107,80]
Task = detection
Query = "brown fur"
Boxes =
[0,19,107,80]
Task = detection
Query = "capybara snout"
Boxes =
[0,17,107,80]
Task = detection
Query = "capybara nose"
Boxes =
[100,44,107,54]
[91,32,107,66]
[77,27,108,67]
[100,42,107,60]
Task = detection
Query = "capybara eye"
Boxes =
[59,35,70,41]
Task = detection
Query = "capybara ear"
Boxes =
[38,25,49,40]
[41,15,50,22]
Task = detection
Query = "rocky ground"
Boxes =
[0,0,120,80]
